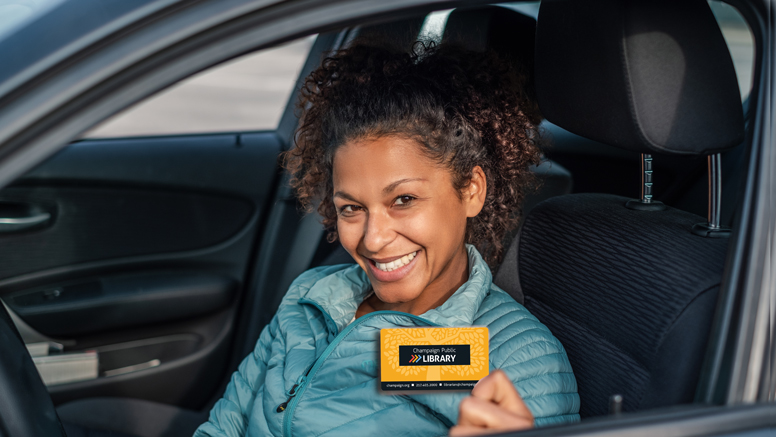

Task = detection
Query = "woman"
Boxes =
[194,41,579,437]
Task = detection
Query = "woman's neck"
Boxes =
[356,246,470,318]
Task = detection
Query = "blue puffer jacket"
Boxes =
[194,246,579,437]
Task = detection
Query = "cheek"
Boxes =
[336,217,361,254]
[402,204,467,248]
[427,202,468,241]
[396,213,434,244]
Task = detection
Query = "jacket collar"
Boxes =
[300,245,492,333]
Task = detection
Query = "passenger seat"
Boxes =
[502,0,744,417]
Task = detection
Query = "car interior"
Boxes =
[0,0,761,436]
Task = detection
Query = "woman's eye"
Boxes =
[394,195,415,206]
[339,205,361,215]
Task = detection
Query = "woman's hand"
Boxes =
[449,370,534,436]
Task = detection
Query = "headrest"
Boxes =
[443,6,539,113]
[443,5,536,64]
[535,0,745,155]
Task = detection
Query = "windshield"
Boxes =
[0,0,65,43]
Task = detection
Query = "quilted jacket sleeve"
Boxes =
[193,315,281,437]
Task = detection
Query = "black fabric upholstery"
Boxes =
[520,160,574,222]
[534,0,744,155]
[494,226,524,304]
[516,194,727,417]
[638,285,719,409]
[57,398,207,437]
[495,160,574,304]
[526,295,649,415]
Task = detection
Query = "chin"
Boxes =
[372,287,420,305]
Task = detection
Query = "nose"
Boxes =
[362,210,395,254]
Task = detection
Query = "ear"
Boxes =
[464,166,487,218]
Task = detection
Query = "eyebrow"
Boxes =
[333,178,426,202]
[333,191,358,202]
[382,178,426,195]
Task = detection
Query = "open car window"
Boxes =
[82,35,316,138]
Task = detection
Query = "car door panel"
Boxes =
[5,270,236,336]
[0,186,254,280]
[20,132,281,200]
[0,131,279,285]
[0,131,282,408]
[47,307,235,408]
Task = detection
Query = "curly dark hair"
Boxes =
[283,41,543,266]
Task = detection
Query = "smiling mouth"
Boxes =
[372,251,418,272]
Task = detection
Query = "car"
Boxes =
[0,0,772,436]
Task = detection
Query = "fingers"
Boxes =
[456,395,533,431]
[470,370,534,421]
[450,370,535,436]
[449,424,504,437]
[450,424,531,437]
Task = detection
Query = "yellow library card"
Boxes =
[380,327,489,391]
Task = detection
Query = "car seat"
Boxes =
[495,0,745,418]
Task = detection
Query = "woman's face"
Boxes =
[332,136,486,314]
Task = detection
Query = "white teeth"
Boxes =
[374,251,418,272]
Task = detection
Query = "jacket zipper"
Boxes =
[276,373,308,412]
[280,307,439,437]
[275,299,338,414]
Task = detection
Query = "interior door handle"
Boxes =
[0,201,51,233]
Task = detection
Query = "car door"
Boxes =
[0,34,317,410]
[0,11,422,411]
